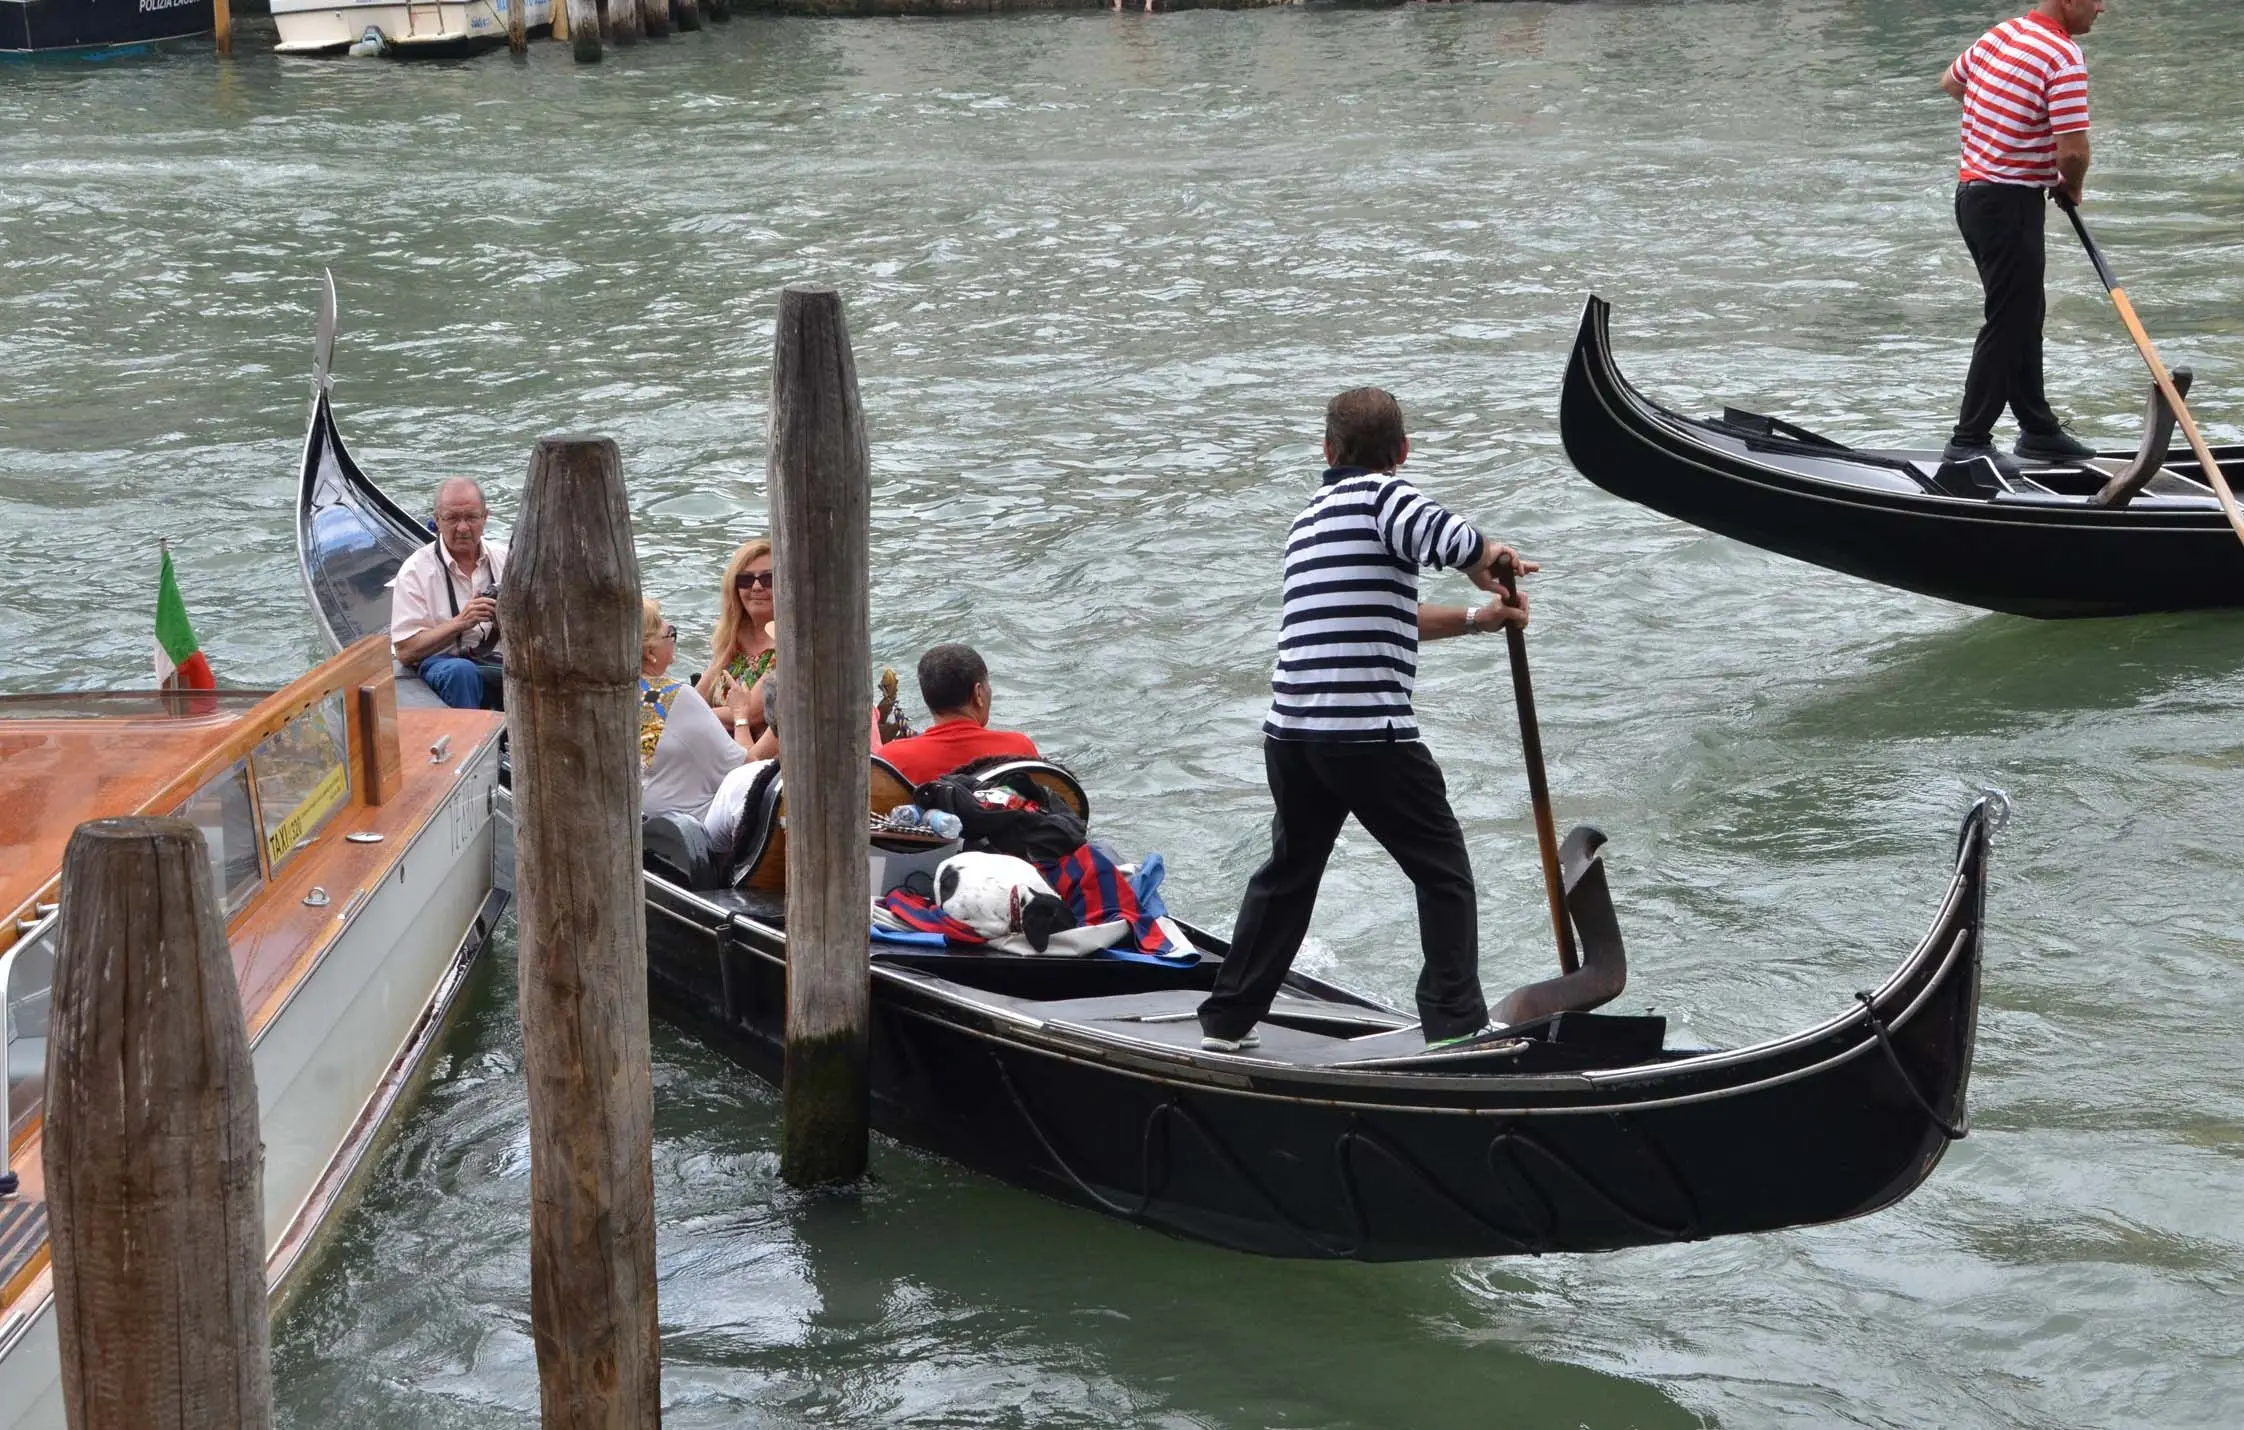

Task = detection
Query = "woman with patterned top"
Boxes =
[695,537,779,740]
[643,597,772,851]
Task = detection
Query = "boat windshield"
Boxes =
[2,915,54,1184]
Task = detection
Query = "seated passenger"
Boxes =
[639,597,769,852]
[877,643,1040,786]
[390,477,507,710]
[695,538,777,740]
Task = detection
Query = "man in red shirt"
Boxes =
[879,643,1041,786]
[1940,0,2104,469]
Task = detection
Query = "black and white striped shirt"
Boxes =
[1264,466,1487,743]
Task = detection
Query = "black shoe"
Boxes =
[1941,441,2019,474]
[2014,427,2097,462]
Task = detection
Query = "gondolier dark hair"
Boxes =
[917,642,988,715]
[1325,387,1408,471]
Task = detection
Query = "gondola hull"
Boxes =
[1560,296,2244,618]
[299,280,1989,1260]
[636,852,1983,1261]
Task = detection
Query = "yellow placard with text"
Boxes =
[264,762,349,868]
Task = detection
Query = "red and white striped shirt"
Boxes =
[1949,11,2089,187]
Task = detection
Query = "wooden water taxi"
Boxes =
[0,638,507,1429]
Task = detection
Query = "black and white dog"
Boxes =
[934,851,1077,952]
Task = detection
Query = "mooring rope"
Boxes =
[1855,991,1968,1141]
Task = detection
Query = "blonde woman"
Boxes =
[642,597,771,850]
[696,538,777,739]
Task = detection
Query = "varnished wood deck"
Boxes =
[0,714,244,928]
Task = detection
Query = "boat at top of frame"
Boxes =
[1560,295,2244,618]
[298,275,1994,1263]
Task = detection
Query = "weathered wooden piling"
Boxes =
[701,0,728,21]
[565,0,599,61]
[672,0,702,32]
[213,0,231,55]
[509,0,527,52]
[769,285,874,1188]
[605,0,643,46]
[43,817,272,1430]
[499,437,662,1429]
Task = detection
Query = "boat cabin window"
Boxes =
[178,759,265,917]
[253,692,353,876]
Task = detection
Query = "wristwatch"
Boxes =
[1464,605,1480,632]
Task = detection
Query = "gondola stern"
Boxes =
[1858,793,1999,1183]
[1558,293,1668,498]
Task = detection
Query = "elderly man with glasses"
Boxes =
[390,478,508,710]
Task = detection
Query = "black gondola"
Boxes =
[1560,295,2244,618]
[297,280,1993,1261]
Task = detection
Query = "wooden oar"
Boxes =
[1494,561,1578,976]
[2057,193,2244,548]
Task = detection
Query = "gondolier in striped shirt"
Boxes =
[1939,0,2104,468]
[1198,387,1534,1053]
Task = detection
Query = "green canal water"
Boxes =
[5,3,2243,1425]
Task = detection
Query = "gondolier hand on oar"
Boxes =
[1196,386,1533,1056]
[1939,0,2105,473]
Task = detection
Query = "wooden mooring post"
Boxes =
[509,0,527,52]
[769,285,874,1188]
[213,0,231,55]
[672,0,701,32]
[641,0,669,39]
[44,817,272,1430]
[701,0,728,22]
[604,0,643,47]
[565,0,599,61]
[499,437,662,1429]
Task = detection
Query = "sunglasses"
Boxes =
[656,623,676,641]
[734,570,775,592]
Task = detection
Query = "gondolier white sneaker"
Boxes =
[1200,1030,1261,1052]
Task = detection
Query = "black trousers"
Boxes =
[1199,738,1488,1042]
[1953,181,2062,447]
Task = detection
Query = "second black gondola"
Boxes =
[1560,296,2244,618]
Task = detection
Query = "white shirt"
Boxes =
[643,680,748,821]
[390,539,509,663]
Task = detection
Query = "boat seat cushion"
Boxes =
[643,812,719,889]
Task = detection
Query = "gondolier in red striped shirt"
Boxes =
[1939,0,2104,469]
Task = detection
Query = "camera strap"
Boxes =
[440,544,496,658]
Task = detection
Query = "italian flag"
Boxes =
[154,547,216,692]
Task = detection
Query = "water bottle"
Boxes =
[925,810,963,841]
[884,804,924,832]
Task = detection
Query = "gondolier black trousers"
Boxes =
[1952,181,2064,448]
[1199,738,1488,1043]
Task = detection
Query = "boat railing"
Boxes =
[1,905,57,1196]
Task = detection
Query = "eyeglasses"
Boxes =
[734,571,775,592]
[661,623,677,640]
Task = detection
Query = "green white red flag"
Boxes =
[154,547,216,691]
